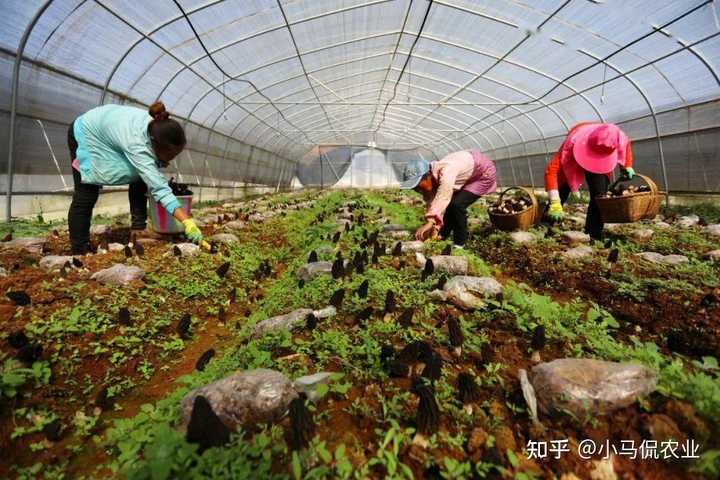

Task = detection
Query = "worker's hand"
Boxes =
[182,218,204,244]
[622,167,635,180]
[415,220,438,241]
[548,201,564,222]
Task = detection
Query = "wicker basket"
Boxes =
[595,174,665,223]
[489,186,539,232]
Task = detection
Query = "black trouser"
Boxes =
[439,190,480,246]
[67,123,148,254]
[558,171,609,240]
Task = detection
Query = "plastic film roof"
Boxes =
[2,0,720,188]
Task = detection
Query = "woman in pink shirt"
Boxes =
[400,151,497,247]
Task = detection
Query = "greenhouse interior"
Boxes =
[1,0,719,478]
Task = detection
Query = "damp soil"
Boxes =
[470,226,720,359]
[0,217,273,478]
[1,195,717,479]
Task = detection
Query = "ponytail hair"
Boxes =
[149,101,170,121]
[148,101,186,154]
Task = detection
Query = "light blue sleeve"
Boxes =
[123,145,180,214]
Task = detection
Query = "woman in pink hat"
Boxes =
[545,122,635,239]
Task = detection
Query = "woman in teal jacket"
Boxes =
[68,101,203,254]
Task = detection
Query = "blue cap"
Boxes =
[399,158,430,189]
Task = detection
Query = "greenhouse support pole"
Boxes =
[6,0,53,222]
[654,122,670,208]
[322,152,341,183]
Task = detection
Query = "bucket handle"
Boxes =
[496,186,538,212]
[607,173,658,195]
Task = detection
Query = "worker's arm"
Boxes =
[123,146,180,214]
[621,139,634,179]
[544,151,564,221]
[124,147,204,244]
[424,154,472,226]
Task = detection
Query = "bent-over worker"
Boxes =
[400,150,497,247]
[67,101,203,254]
[545,122,634,240]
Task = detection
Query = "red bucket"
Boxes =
[148,195,192,234]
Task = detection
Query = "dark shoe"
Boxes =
[71,242,95,255]
[130,219,147,231]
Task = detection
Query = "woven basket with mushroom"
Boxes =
[488,186,540,231]
[596,174,665,223]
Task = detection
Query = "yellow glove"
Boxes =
[182,218,203,244]
[548,201,564,222]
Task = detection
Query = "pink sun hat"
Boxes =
[572,123,625,174]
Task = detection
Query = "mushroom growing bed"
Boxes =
[0,189,718,479]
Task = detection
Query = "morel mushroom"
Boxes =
[134,241,145,257]
[343,262,354,278]
[297,279,305,289]
[177,313,192,340]
[118,307,131,326]
[384,290,396,314]
[43,419,63,442]
[391,242,402,257]
[330,288,345,309]
[287,396,316,451]
[368,231,379,245]
[195,349,216,371]
[305,313,318,331]
[441,244,452,256]
[186,395,231,452]
[173,245,182,257]
[215,262,231,278]
[421,258,434,281]
[380,344,395,365]
[259,260,272,277]
[72,257,84,268]
[388,359,410,378]
[357,279,369,299]
[398,309,414,327]
[355,306,374,324]
[307,250,318,263]
[95,385,113,411]
[7,290,31,306]
[447,318,464,356]
[332,231,341,243]
[331,258,344,279]
[398,340,433,375]
[531,325,546,351]
[413,385,440,447]
[422,352,443,383]
[8,329,29,349]
[373,242,383,259]
[17,343,43,365]
[123,245,133,258]
[607,248,620,264]
[456,372,481,414]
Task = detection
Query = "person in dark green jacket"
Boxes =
[68,101,203,254]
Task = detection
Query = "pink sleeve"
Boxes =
[424,156,468,226]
